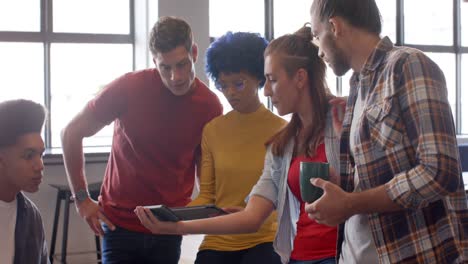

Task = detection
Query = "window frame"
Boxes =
[2,0,467,161]
[0,0,135,151]
[261,0,467,135]
[396,0,466,134]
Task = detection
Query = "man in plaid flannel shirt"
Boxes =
[306,0,468,263]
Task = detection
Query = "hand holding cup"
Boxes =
[300,162,329,203]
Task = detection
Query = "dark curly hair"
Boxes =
[205,32,268,89]
[0,99,46,149]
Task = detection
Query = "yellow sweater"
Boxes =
[189,104,286,251]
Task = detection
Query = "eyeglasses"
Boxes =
[311,34,320,47]
[215,79,247,92]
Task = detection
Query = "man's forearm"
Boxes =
[62,134,88,195]
[347,184,402,215]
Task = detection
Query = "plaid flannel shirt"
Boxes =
[338,37,468,263]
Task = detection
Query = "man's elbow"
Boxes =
[434,158,461,194]
[61,123,73,145]
[61,121,82,148]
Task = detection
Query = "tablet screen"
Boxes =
[145,204,227,222]
[171,205,227,220]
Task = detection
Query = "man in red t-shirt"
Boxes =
[61,16,222,263]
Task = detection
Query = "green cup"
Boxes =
[299,161,329,203]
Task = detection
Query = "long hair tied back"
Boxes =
[265,23,331,157]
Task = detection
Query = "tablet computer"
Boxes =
[144,204,228,222]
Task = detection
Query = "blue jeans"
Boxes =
[101,224,182,264]
[195,242,281,264]
[289,257,336,264]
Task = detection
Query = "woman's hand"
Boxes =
[329,97,346,136]
[134,206,181,234]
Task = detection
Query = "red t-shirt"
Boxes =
[287,143,337,260]
[87,68,222,233]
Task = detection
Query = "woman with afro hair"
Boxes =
[187,31,285,264]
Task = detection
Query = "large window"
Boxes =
[0,0,134,149]
[404,0,453,46]
[209,1,468,133]
[266,0,468,134]
[402,0,467,134]
[0,1,41,32]
[2,0,467,154]
[0,42,44,102]
[50,43,133,147]
[53,1,130,34]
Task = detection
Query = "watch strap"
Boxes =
[74,189,90,203]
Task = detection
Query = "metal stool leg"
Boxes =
[49,191,62,263]
[95,235,101,262]
[61,194,71,264]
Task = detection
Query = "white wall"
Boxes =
[31,0,209,263]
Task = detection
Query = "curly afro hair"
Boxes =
[205,32,268,89]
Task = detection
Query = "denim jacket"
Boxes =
[250,111,340,263]
[14,192,49,264]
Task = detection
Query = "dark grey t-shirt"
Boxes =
[13,192,49,264]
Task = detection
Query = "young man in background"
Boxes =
[0,99,49,264]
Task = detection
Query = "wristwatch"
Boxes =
[74,189,90,203]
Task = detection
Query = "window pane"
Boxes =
[147,0,159,67]
[51,44,133,148]
[375,0,396,41]
[326,67,338,95]
[274,0,311,37]
[209,0,264,38]
[404,0,453,46]
[0,1,40,32]
[0,42,44,103]
[462,1,468,46]
[340,70,353,97]
[425,53,456,123]
[462,55,468,134]
[53,0,130,34]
